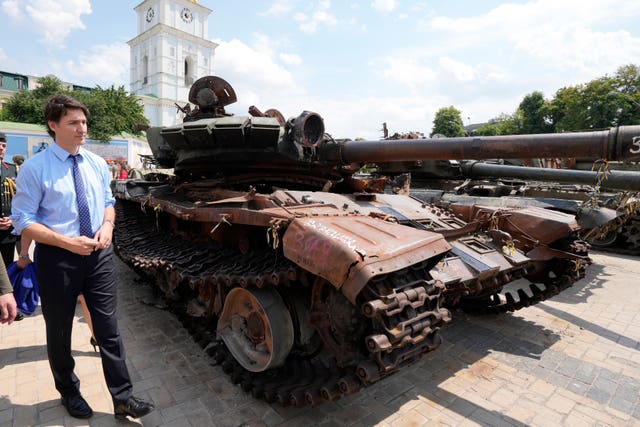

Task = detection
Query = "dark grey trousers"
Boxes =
[35,243,132,404]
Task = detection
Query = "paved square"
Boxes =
[1,251,639,426]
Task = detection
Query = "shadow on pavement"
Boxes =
[0,396,142,427]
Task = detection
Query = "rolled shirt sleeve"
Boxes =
[10,159,41,236]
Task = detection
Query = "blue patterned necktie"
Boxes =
[71,154,93,237]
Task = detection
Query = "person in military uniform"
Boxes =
[0,255,17,324]
[0,132,18,267]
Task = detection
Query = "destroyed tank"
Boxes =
[375,136,640,253]
[112,76,640,406]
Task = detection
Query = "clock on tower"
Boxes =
[181,7,193,23]
[145,7,154,22]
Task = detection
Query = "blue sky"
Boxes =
[1,0,639,139]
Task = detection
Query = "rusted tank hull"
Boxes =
[113,179,590,405]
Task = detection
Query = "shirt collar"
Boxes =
[51,142,86,162]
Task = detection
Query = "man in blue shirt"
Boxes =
[11,95,154,421]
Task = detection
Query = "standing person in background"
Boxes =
[118,161,128,180]
[108,160,117,179]
[10,95,154,421]
[112,161,121,180]
[0,132,18,267]
[12,155,25,170]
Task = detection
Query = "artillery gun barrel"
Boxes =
[332,125,640,164]
[461,162,640,191]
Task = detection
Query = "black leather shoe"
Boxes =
[61,394,93,419]
[114,396,155,420]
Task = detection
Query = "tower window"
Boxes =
[143,55,149,85]
[184,57,194,86]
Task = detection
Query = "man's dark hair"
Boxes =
[44,94,90,138]
[0,131,6,142]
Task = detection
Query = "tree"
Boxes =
[75,86,149,142]
[545,64,640,132]
[1,76,148,142]
[546,85,588,132]
[582,77,622,129]
[431,106,465,137]
[474,112,521,136]
[2,76,67,124]
[609,64,640,126]
[612,64,640,94]
[517,91,552,134]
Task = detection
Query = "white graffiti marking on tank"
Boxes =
[303,219,365,254]
[631,136,640,154]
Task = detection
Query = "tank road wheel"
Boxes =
[217,287,294,372]
[588,228,618,248]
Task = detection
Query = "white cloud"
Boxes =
[0,0,21,20]
[373,0,640,130]
[260,0,294,17]
[211,38,305,115]
[371,0,396,12]
[378,55,438,91]
[62,42,130,87]
[438,57,475,82]
[0,47,6,61]
[422,0,640,84]
[9,0,92,48]
[247,32,301,67]
[293,1,337,34]
[279,53,302,66]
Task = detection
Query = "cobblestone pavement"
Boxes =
[1,251,639,427]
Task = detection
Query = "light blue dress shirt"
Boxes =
[11,142,115,238]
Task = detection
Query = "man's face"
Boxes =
[48,108,87,148]
[0,140,6,160]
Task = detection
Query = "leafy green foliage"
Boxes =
[2,76,67,125]
[474,112,521,136]
[436,63,640,137]
[518,91,552,134]
[76,86,149,142]
[431,106,465,137]
[1,76,148,142]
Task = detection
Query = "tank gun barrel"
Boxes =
[461,161,640,191]
[329,125,640,164]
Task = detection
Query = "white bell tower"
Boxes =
[128,0,218,127]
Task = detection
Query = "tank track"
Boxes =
[114,200,450,406]
[582,212,640,255]
[458,238,591,314]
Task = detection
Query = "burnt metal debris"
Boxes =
[113,76,640,406]
[374,132,640,253]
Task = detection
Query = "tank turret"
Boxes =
[149,78,640,192]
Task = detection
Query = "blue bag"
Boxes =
[6,262,40,315]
